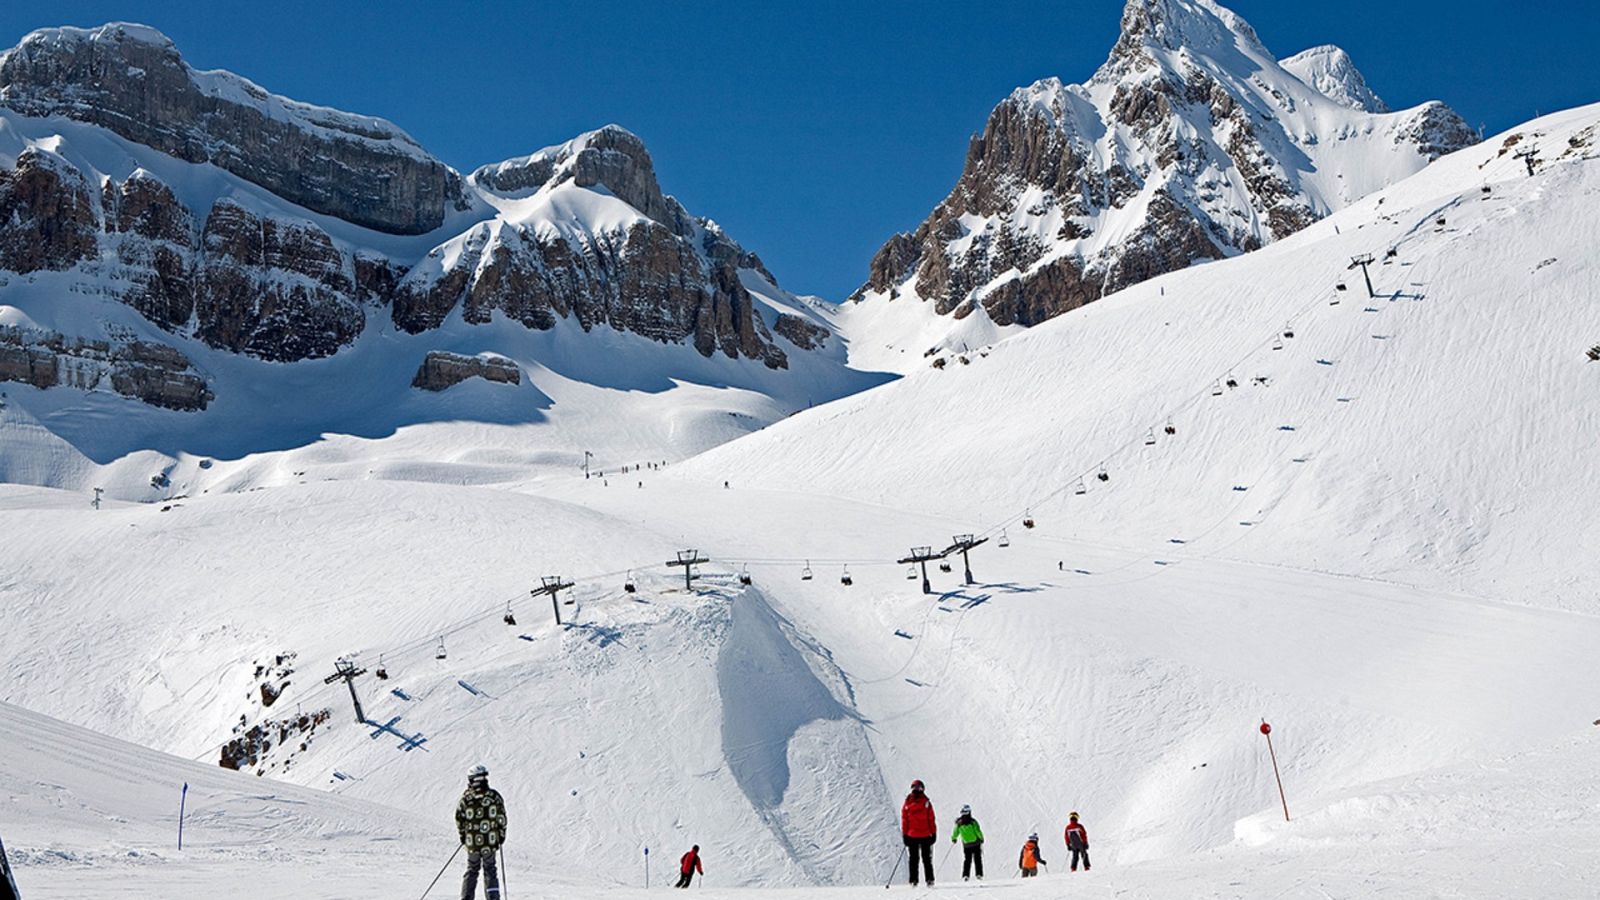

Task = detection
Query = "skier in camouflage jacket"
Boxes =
[456,766,507,900]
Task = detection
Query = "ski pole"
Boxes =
[500,845,509,899]
[419,844,463,900]
[883,843,907,889]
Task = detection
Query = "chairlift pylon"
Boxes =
[801,560,814,581]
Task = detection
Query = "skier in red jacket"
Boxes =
[675,845,703,888]
[901,779,937,886]
[1064,812,1090,871]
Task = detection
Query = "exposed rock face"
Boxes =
[0,23,462,234]
[196,200,363,361]
[851,0,1478,332]
[411,351,521,391]
[0,326,213,410]
[0,147,99,273]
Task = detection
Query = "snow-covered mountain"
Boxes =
[3,94,1597,898]
[842,0,1477,371]
[0,24,851,419]
[0,23,879,490]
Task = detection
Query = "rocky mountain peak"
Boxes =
[849,0,1477,357]
[1280,44,1390,113]
[473,125,686,231]
[1104,0,1264,75]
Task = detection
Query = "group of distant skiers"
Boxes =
[901,778,1087,886]
[447,769,1089,897]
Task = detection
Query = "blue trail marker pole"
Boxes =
[644,846,649,888]
[177,783,189,850]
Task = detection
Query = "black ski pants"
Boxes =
[904,836,936,885]
[1071,847,1091,871]
[961,843,983,879]
[675,871,694,888]
[460,847,501,900]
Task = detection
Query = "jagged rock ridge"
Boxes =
[851,0,1477,334]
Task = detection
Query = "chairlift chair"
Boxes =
[1272,338,1284,351]
[801,561,814,581]
[1336,281,1348,291]
[906,565,918,580]
[1283,322,1295,339]
[435,637,448,660]
[1226,375,1239,389]
[1097,465,1110,483]
[1144,429,1156,446]
[503,601,517,627]
[1074,478,1087,495]
[624,570,637,593]
[998,529,1011,548]
[1022,510,1036,529]
[938,560,952,573]
[840,566,853,586]
[1211,381,1223,397]
[375,655,389,680]
[739,566,752,586]
[1164,421,1176,436]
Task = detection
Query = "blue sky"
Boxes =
[2,1,1594,299]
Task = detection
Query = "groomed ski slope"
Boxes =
[3,106,1599,899]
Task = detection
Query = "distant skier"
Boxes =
[676,845,703,888]
[950,803,984,880]
[900,779,937,887]
[1018,832,1046,877]
[455,765,507,900]
[1064,812,1090,872]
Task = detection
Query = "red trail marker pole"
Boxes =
[1260,720,1290,821]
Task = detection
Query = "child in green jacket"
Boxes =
[951,804,984,880]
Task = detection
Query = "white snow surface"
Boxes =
[3,98,1600,900]
[1280,44,1390,114]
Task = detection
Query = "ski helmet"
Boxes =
[1069,811,1079,820]
[910,779,925,791]
[960,804,972,814]
[469,765,489,780]
[1028,833,1039,841]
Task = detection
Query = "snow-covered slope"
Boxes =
[691,105,1600,612]
[842,0,1476,372]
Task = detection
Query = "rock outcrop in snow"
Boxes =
[411,351,521,391]
[849,0,1477,337]
[0,325,213,410]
